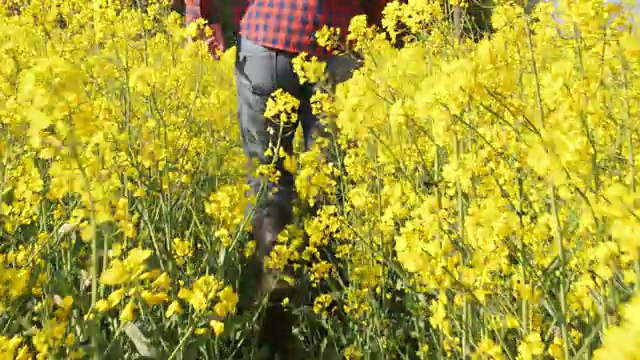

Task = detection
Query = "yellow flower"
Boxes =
[53,295,73,319]
[548,335,564,360]
[313,293,333,315]
[141,291,168,305]
[100,249,152,286]
[518,333,544,360]
[187,291,208,311]
[151,272,171,290]
[120,301,135,322]
[65,333,75,346]
[505,314,519,329]
[194,328,208,336]
[171,238,193,260]
[140,269,163,281]
[473,338,503,360]
[165,300,183,318]
[4,0,640,358]
[95,299,110,313]
[605,2,623,15]
[210,320,224,336]
[125,248,152,267]
[100,261,129,286]
[178,287,207,311]
[107,288,126,307]
[217,286,238,310]
[15,346,31,360]
[69,348,86,359]
[80,223,96,242]
[177,288,193,301]
[4,336,23,352]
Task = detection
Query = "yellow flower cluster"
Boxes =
[0,0,640,358]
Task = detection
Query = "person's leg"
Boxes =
[235,36,298,268]
[235,36,306,359]
[237,46,358,287]
[291,52,359,359]
[299,53,359,211]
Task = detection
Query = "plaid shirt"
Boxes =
[185,0,389,57]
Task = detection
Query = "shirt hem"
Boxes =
[238,32,334,58]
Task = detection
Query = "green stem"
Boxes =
[454,133,471,357]
[168,325,195,360]
[71,142,101,358]
[517,174,529,333]
[550,185,570,360]
[524,15,544,129]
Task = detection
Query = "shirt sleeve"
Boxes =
[171,0,185,16]
[185,0,221,25]
[200,0,221,24]
[361,0,390,27]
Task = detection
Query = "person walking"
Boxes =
[172,1,390,358]
[232,4,390,359]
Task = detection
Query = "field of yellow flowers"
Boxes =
[1,0,640,358]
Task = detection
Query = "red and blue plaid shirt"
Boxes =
[185,0,390,57]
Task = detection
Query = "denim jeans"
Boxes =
[234,35,358,358]
[234,36,357,265]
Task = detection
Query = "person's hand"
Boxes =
[205,23,225,60]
